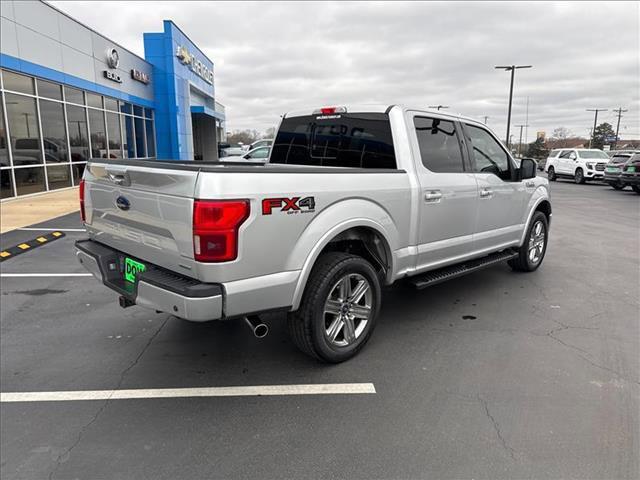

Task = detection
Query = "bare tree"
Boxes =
[550,127,573,147]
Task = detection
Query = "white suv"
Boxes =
[545,148,610,184]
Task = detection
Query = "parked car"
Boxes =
[545,148,610,184]
[620,153,640,194]
[76,104,550,363]
[541,149,561,171]
[243,138,273,151]
[220,143,246,157]
[603,151,640,190]
[223,146,271,163]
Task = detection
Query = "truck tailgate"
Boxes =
[83,162,199,277]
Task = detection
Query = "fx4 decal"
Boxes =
[262,196,316,215]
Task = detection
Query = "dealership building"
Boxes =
[0,0,225,199]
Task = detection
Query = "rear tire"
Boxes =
[547,166,557,181]
[633,185,640,194]
[611,182,625,190]
[508,211,549,272]
[574,168,585,184]
[287,252,381,363]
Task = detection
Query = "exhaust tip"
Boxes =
[253,323,269,338]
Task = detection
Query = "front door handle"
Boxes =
[424,190,442,203]
[480,188,492,198]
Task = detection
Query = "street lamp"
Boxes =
[428,105,449,111]
[495,65,532,149]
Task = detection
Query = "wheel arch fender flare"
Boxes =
[287,199,399,310]
[519,191,552,246]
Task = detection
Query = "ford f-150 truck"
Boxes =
[76,105,551,362]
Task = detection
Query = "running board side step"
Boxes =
[408,249,519,290]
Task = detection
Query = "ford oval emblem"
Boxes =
[115,196,131,211]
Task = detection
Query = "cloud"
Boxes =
[50,1,640,141]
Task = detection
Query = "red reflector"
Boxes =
[193,200,250,262]
[79,179,86,223]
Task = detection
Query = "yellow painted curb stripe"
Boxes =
[18,244,30,250]
[0,251,10,258]
[52,232,63,237]
[36,237,48,243]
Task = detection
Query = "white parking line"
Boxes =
[0,273,92,277]
[0,383,376,402]
[15,228,85,232]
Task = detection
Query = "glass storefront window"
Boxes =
[86,93,103,109]
[133,105,143,117]
[37,79,63,100]
[14,167,45,195]
[66,105,89,162]
[144,108,153,119]
[71,163,86,186]
[104,97,119,112]
[39,100,69,163]
[134,116,146,157]
[120,103,132,115]
[46,164,72,190]
[0,101,9,169]
[2,70,35,95]
[145,119,155,158]
[106,112,122,158]
[124,115,135,158]
[64,86,85,105]
[5,93,42,165]
[88,109,106,158]
[1,169,14,198]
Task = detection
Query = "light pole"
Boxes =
[515,124,529,157]
[483,116,489,124]
[586,108,607,148]
[495,65,532,149]
[612,107,627,150]
[428,105,449,111]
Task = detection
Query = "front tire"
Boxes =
[547,166,557,181]
[574,168,585,184]
[287,252,381,363]
[508,211,549,272]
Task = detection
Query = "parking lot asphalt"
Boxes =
[1,178,638,480]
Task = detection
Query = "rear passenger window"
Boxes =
[559,150,573,158]
[270,113,396,169]
[414,117,465,173]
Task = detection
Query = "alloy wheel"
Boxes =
[323,273,373,347]
[528,220,546,265]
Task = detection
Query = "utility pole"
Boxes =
[428,105,449,111]
[483,116,489,124]
[586,108,607,148]
[515,124,529,157]
[495,65,532,149]
[612,107,628,150]
[524,96,529,146]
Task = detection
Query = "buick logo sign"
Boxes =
[115,196,130,211]
[105,47,120,69]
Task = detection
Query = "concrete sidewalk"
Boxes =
[0,188,79,233]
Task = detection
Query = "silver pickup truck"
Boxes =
[76,104,551,362]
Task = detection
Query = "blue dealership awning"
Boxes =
[190,105,225,121]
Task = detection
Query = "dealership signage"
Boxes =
[176,45,214,85]
[103,70,122,83]
[131,69,150,84]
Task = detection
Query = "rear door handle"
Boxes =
[424,190,442,203]
[480,188,492,198]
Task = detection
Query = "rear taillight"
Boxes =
[193,200,250,262]
[79,179,86,223]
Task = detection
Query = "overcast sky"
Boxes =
[51,1,639,142]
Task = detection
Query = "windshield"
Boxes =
[270,113,396,169]
[579,150,609,159]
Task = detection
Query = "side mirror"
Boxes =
[520,158,537,180]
